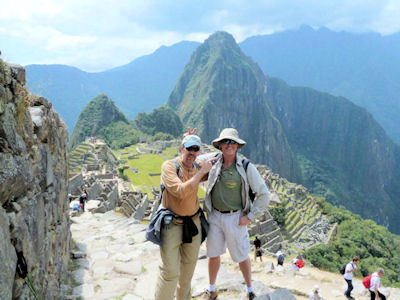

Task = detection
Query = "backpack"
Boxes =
[296,259,305,268]
[242,158,256,202]
[340,263,347,275]
[362,274,378,289]
[362,274,372,289]
[277,254,284,265]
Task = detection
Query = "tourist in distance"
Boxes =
[344,256,359,300]
[309,285,324,300]
[292,257,299,271]
[154,129,217,300]
[369,268,386,300]
[276,250,284,266]
[79,192,87,212]
[201,128,271,300]
[253,235,262,262]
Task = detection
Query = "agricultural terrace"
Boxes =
[113,143,206,199]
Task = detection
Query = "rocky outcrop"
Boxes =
[0,60,70,299]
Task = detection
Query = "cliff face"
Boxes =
[167,31,300,180]
[267,77,400,232]
[0,60,70,299]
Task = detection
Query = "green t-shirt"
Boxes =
[211,164,242,211]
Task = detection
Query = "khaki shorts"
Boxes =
[206,210,250,263]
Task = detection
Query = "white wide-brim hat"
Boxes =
[212,128,246,149]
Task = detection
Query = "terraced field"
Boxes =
[68,142,97,176]
[269,175,326,245]
[113,143,208,199]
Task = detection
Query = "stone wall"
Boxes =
[68,173,83,194]
[0,60,70,299]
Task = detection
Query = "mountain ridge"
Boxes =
[168,31,299,180]
[166,31,400,234]
[25,26,400,143]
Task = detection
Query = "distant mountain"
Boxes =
[167,31,299,180]
[70,95,183,150]
[240,25,400,143]
[69,94,129,149]
[167,31,400,234]
[26,27,400,144]
[26,41,199,132]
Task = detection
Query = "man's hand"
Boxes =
[189,157,217,188]
[200,157,218,174]
[184,127,197,137]
[239,215,251,226]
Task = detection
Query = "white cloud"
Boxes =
[371,0,400,34]
[1,0,400,71]
[0,0,61,19]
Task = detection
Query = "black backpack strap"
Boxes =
[160,158,201,203]
[243,158,250,171]
[173,157,200,175]
[242,158,255,202]
[172,158,183,178]
[193,160,200,171]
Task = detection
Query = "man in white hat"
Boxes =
[201,128,270,300]
[154,133,217,300]
[309,285,324,300]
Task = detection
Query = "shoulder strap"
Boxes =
[172,158,200,178]
[193,160,200,171]
[242,158,255,202]
[172,158,181,176]
[160,158,181,194]
[243,158,250,171]
[159,158,201,205]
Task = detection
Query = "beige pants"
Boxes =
[154,217,201,300]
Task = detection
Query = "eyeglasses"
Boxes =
[221,139,237,145]
[185,146,200,152]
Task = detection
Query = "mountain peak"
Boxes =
[204,31,237,45]
[69,94,128,149]
[190,31,242,64]
[167,31,299,179]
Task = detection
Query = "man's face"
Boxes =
[220,139,238,157]
[181,145,200,166]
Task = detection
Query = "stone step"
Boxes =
[124,199,137,211]
[260,227,281,243]
[258,219,277,235]
[120,206,132,218]
[262,234,283,252]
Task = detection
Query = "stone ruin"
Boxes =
[118,187,160,221]
[254,163,333,254]
[68,173,120,216]
[248,210,284,254]
[0,60,70,299]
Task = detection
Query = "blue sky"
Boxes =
[1,0,399,72]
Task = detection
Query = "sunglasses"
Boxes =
[185,146,200,152]
[221,139,237,145]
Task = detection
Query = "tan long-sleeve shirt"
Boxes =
[161,157,204,216]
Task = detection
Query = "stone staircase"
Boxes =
[119,189,160,221]
[248,210,284,253]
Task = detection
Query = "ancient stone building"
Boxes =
[0,60,70,299]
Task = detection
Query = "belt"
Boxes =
[213,207,239,214]
[172,211,201,225]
